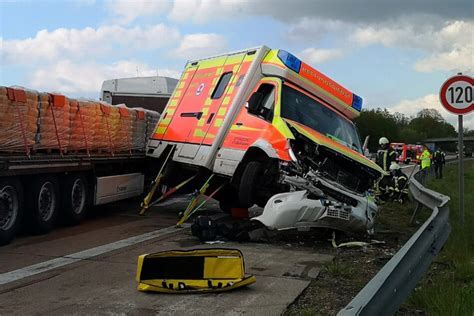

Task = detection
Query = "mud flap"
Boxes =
[136,248,256,293]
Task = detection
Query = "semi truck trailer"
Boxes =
[0,78,177,245]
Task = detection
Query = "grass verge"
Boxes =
[405,160,474,315]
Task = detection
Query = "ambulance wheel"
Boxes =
[61,174,88,225]
[26,176,59,234]
[0,178,23,246]
[239,161,263,207]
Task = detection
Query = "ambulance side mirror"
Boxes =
[247,92,264,114]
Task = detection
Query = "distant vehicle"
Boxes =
[391,143,423,164]
[101,76,178,114]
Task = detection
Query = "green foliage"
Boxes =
[324,260,355,279]
[355,108,457,152]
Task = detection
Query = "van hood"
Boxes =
[283,118,384,175]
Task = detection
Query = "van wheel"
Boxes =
[0,179,23,246]
[239,161,263,207]
[26,176,59,234]
[61,175,88,225]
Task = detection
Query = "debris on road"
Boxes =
[252,186,378,235]
[136,248,256,293]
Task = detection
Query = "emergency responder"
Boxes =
[376,137,396,172]
[388,163,408,203]
[375,137,396,200]
[419,147,431,183]
[433,148,446,179]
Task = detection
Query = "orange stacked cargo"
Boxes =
[0,86,39,154]
[132,108,146,151]
[94,102,114,153]
[115,104,133,153]
[145,109,160,140]
[37,92,70,153]
[69,99,97,153]
[106,103,120,153]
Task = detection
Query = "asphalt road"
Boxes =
[0,195,333,315]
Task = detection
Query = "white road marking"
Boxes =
[0,225,187,286]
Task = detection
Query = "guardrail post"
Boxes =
[410,202,423,225]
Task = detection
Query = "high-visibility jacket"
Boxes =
[388,174,408,194]
[376,148,396,172]
[420,150,431,169]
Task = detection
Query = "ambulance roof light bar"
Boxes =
[277,50,301,73]
[352,94,363,111]
[277,49,363,112]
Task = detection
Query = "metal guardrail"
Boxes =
[338,167,451,316]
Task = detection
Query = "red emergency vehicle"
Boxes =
[146,46,384,209]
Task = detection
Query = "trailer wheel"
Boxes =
[238,161,263,207]
[26,176,59,234]
[0,179,23,246]
[61,175,87,225]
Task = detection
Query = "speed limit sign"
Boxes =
[439,74,473,227]
[439,75,473,114]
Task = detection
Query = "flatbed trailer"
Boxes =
[0,152,155,245]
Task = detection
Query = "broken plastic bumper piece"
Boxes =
[252,190,377,234]
[136,248,256,293]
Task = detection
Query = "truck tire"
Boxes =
[61,174,88,225]
[238,161,262,207]
[26,176,59,234]
[0,178,23,246]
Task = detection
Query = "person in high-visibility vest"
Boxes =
[376,137,396,172]
[419,147,431,182]
[388,163,408,203]
[375,137,396,199]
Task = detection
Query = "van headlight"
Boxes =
[288,147,298,163]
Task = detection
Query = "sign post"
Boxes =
[439,74,473,226]
[458,115,464,225]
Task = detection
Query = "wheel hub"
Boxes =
[38,182,55,221]
[0,186,18,230]
[71,179,85,215]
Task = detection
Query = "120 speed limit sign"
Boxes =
[439,75,474,115]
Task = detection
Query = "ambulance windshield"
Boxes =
[281,85,362,153]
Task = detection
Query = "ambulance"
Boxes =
[146,46,384,211]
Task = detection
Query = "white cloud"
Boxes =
[390,93,474,129]
[298,48,344,64]
[351,20,474,73]
[106,0,172,24]
[285,18,347,43]
[107,0,474,25]
[172,33,227,60]
[168,0,247,24]
[27,59,180,96]
[1,24,180,64]
[414,46,473,73]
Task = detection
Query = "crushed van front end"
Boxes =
[252,120,383,235]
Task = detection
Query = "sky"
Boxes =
[1,0,473,128]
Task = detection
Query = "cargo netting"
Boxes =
[0,86,158,156]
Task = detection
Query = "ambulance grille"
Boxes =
[326,208,350,221]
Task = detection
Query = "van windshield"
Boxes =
[281,85,362,153]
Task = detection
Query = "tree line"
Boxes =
[355,108,474,152]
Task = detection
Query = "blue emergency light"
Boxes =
[352,94,363,111]
[277,50,301,73]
